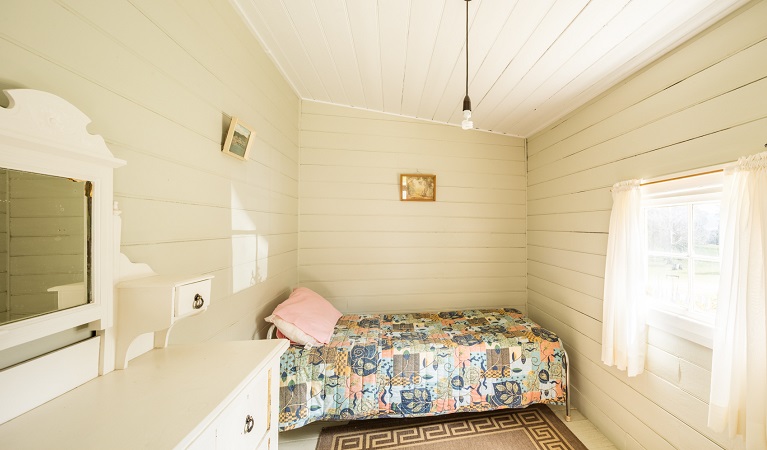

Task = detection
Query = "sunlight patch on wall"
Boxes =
[231,185,268,294]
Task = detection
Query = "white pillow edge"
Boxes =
[265,314,321,346]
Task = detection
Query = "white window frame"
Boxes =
[640,169,724,349]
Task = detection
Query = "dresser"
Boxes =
[0,339,289,449]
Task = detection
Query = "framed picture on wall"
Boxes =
[400,174,436,201]
[222,117,255,160]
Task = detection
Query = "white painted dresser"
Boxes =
[0,339,289,449]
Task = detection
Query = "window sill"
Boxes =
[646,308,714,349]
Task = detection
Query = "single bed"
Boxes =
[270,307,570,431]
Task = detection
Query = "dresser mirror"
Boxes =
[0,89,124,356]
[0,168,91,326]
[0,89,126,425]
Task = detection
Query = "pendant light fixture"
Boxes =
[461,0,473,130]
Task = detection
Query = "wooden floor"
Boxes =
[279,405,617,450]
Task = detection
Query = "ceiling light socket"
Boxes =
[461,109,473,130]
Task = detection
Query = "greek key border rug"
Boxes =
[315,404,587,450]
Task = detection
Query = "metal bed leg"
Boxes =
[561,339,572,422]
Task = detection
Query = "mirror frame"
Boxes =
[0,90,124,355]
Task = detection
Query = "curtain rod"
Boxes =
[640,169,723,187]
[640,144,766,187]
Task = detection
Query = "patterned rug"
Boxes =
[315,404,587,450]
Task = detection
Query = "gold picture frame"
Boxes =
[222,117,255,160]
[400,174,436,201]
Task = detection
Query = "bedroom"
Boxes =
[0,0,765,449]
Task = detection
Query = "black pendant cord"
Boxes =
[465,0,469,97]
[463,0,471,111]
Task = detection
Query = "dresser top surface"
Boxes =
[0,339,289,449]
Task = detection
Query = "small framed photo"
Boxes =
[400,174,436,201]
[222,117,255,160]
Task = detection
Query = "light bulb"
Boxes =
[461,109,473,130]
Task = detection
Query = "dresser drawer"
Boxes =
[175,279,212,317]
[218,368,271,448]
[256,436,272,450]
[188,365,272,449]
[187,425,216,450]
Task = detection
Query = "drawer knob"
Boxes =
[244,414,254,433]
[192,294,205,309]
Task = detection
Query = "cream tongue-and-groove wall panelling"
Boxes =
[5,0,765,447]
[0,0,300,345]
[527,0,767,449]
[298,101,525,314]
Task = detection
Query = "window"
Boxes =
[641,170,723,346]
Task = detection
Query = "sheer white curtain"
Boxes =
[602,179,647,377]
[708,151,767,449]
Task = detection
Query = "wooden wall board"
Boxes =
[0,0,300,346]
[299,102,525,314]
[527,0,767,155]
[527,2,767,447]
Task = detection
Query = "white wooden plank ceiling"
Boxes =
[232,0,748,137]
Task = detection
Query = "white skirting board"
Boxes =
[0,336,100,425]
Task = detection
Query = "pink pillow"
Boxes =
[265,288,342,345]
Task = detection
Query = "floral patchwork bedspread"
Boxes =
[277,308,566,431]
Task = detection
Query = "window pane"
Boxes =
[693,259,719,315]
[647,205,689,254]
[693,203,720,257]
[647,256,689,309]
